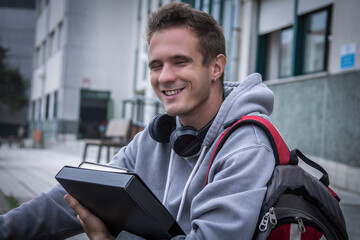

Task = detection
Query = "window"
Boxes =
[202,0,210,13]
[147,0,151,16]
[53,91,58,118]
[302,9,328,74]
[211,0,222,22]
[40,41,46,66]
[47,31,55,59]
[31,101,36,121]
[34,47,40,68]
[186,0,235,81]
[45,94,50,120]
[38,98,42,121]
[279,28,293,78]
[57,22,63,51]
[37,0,43,16]
[256,7,331,80]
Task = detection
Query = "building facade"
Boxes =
[29,0,359,191]
[135,0,360,192]
[0,0,36,138]
[250,0,360,192]
[30,0,137,141]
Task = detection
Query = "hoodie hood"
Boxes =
[204,73,274,147]
[172,73,274,221]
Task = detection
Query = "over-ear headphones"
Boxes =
[149,114,213,157]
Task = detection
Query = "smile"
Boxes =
[163,88,184,96]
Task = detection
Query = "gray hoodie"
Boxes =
[0,73,275,240]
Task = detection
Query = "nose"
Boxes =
[158,64,176,83]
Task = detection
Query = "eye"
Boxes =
[149,63,162,70]
[175,60,187,65]
[173,55,192,66]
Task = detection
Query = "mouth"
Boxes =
[162,88,184,96]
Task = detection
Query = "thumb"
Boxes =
[64,194,88,219]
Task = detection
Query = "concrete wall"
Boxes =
[268,70,360,167]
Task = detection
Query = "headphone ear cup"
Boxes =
[170,126,202,157]
[148,114,176,143]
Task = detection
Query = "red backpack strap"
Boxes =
[204,115,291,186]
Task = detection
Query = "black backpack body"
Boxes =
[204,115,348,240]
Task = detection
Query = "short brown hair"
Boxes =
[146,2,226,82]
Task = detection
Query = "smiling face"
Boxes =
[148,27,224,128]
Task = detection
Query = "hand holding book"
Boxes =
[64,193,116,240]
[56,162,184,239]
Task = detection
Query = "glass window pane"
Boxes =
[222,0,234,81]
[41,41,46,65]
[202,0,210,12]
[53,91,58,118]
[279,28,293,78]
[57,22,63,51]
[38,98,42,120]
[303,10,327,73]
[45,94,50,119]
[211,0,221,22]
[31,101,36,121]
[47,31,54,59]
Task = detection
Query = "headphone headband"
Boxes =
[149,114,213,157]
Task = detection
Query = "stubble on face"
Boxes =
[148,27,221,128]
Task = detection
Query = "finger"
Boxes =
[64,195,114,240]
[77,214,86,229]
[64,194,90,221]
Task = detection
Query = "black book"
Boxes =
[55,163,184,239]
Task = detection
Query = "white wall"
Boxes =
[45,50,62,93]
[328,0,360,74]
[48,0,65,30]
[35,8,46,46]
[61,0,138,121]
[298,0,334,15]
[258,0,294,35]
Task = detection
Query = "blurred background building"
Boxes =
[0,0,36,139]
[1,0,359,191]
[30,0,138,141]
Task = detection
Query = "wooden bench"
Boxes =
[82,119,131,163]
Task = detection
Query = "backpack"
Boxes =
[204,115,348,240]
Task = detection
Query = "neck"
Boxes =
[179,84,223,130]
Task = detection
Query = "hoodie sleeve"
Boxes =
[184,124,275,240]
[0,184,83,240]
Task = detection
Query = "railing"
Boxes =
[121,95,164,128]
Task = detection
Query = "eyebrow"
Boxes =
[149,54,194,68]
[172,54,193,63]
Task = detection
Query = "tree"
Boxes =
[0,45,29,113]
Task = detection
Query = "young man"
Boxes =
[0,3,275,240]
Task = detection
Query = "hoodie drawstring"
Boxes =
[162,150,175,205]
[176,146,207,222]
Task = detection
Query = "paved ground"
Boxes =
[0,140,359,239]
[0,140,100,240]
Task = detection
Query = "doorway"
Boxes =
[78,90,111,139]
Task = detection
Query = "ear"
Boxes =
[211,54,227,81]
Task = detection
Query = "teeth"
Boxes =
[164,89,181,96]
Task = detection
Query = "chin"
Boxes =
[164,110,176,117]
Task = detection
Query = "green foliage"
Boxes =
[5,195,19,209]
[0,45,29,112]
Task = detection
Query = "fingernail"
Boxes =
[64,194,70,203]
